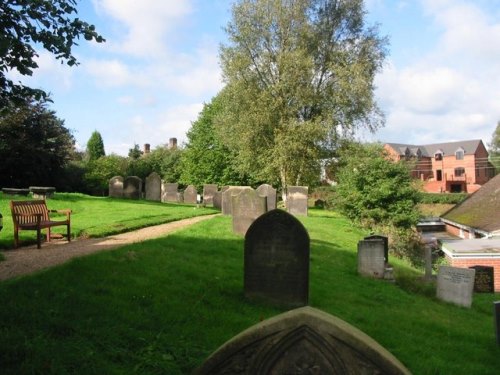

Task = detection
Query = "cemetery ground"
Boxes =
[0,195,499,374]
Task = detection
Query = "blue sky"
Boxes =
[10,0,500,155]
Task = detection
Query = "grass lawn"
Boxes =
[0,202,499,374]
[0,193,218,250]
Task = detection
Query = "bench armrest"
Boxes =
[49,209,71,220]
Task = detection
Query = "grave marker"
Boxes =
[436,266,475,308]
[286,186,308,216]
[256,183,277,210]
[231,188,266,235]
[145,172,161,201]
[469,265,494,293]
[183,185,197,204]
[244,209,309,307]
[203,184,218,206]
[222,186,249,215]
[213,191,222,210]
[123,176,142,199]
[357,238,386,279]
[108,176,123,198]
[162,182,178,203]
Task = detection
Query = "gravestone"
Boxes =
[495,301,500,345]
[203,184,218,206]
[109,176,123,198]
[231,188,267,235]
[123,176,142,199]
[195,307,411,375]
[436,266,475,308]
[222,186,249,215]
[183,185,197,204]
[469,265,494,293]
[286,186,308,216]
[256,183,277,210]
[162,182,178,203]
[244,209,309,307]
[364,234,388,263]
[145,172,161,201]
[357,238,386,279]
[213,191,222,210]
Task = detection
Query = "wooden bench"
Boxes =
[10,200,71,249]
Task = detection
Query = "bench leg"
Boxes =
[36,227,41,249]
[46,228,51,243]
[67,224,71,242]
[14,228,19,248]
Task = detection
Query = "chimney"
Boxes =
[168,138,177,149]
[144,143,150,154]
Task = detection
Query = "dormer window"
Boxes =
[455,148,464,160]
[434,150,443,161]
[416,148,422,160]
[404,148,411,160]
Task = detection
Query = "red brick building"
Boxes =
[384,140,495,193]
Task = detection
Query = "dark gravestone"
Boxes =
[145,172,161,201]
[231,188,267,235]
[364,234,389,263]
[469,266,495,293]
[109,176,123,198]
[213,191,222,210]
[222,186,249,215]
[183,185,197,204]
[244,209,309,307]
[495,301,500,346]
[195,307,411,375]
[357,239,386,279]
[286,186,308,216]
[162,182,178,203]
[256,183,277,210]
[123,176,142,199]
[203,184,218,206]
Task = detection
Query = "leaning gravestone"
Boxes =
[123,176,142,199]
[244,209,309,307]
[162,182,178,203]
[183,185,197,204]
[256,183,277,210]
[195,306,411,375]
[358,238,386,279]
[231,188,267,235]
[203,184,218,206]
[469,265,494,293]
[222,186,249,215]
[286,186,308,216]
[437,266,475,308]
[145,172,161,201]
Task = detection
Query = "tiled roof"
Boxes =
[442,173,500,233]
[385,140,483,158]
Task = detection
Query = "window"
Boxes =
[436,170,442,181]
[434,151,443,160]
[455,167,465,177]
[455,148,464,160]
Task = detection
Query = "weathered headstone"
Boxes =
[286,186,308,216]
[222,186,249,215]
[203,184,218,206]
[231,188,267,235]
[357,238,386,279]
[195,307,411,375]
[256,183,277,210]
[183,185,197,204]
[244,209,309,307]
[213,191,222,210]
[123,176,142,199]
[495,301,500,345]
[364,234,389,263]
[145,172,161,201]
[436,266,475,308]
[162,182,178,203]
[469,265,494,293]
[109,176,124,198]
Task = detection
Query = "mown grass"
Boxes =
[0,192,218,250]
[0,205,499,374]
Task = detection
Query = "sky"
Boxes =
[10,0,500,155]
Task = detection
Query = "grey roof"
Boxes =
[386,140,483,158]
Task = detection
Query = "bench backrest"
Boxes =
[10,200,50,225]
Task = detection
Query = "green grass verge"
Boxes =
[0,209,499,374]
[0,193,218,249]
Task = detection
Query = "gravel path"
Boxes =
[0,214,219,281]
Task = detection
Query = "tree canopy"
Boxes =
[0,0,104,106]
[489,121,500,172]
[216,0,387,191]
[86,130,105,161]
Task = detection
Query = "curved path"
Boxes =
[0,214,219,281]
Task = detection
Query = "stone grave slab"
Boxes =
[203,184,218,206]
[145,172,161,201]
[222,186,249,215]
[231,188,266,235]
[256,183,277,210]
[436,266,475,308]
[162,182,179,203]
[286,186,308,216]
[123,176,142,199]
[195,306,411,375]
[244,209,309,307]
[358,239,386,279]
[183,185,197,204]
[109,176,123,198]
[469,265,494,293]
[213,191,222,210]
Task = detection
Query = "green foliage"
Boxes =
[488,121,500,172]
[86,130,105,161]
[0,0,104,106]
[145,146,183,183]
[336,143,420,230]
[217,0,387,190]
[419,192,468,205]
[84,154,128,195]
[0,100,75,188]
[180,94,252,189]
[128,143,143,160]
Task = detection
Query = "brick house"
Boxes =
[384,140,495,193]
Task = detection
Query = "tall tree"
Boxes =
[217,0,387,194]
[86,130,105,161]
[0,0,104,106]
[0,100,75,187]
[489,121,500,172]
